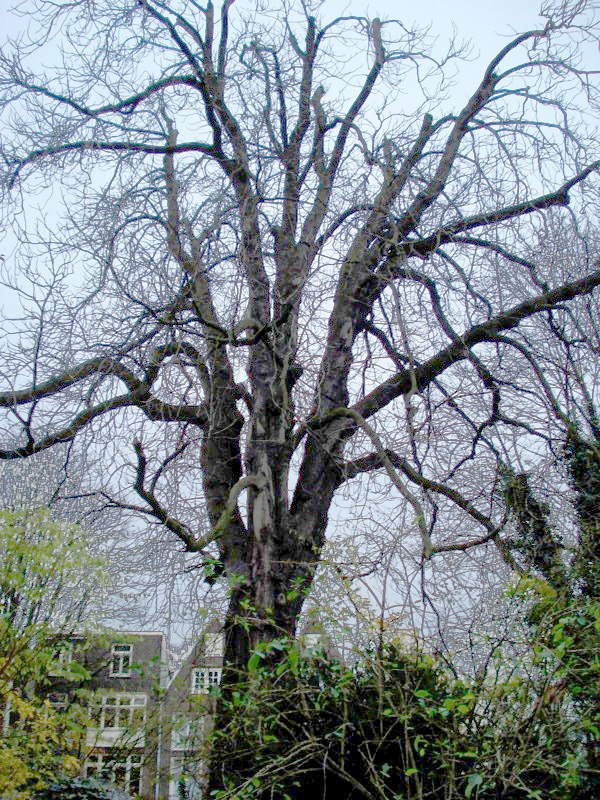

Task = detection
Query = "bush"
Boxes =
[206,634,598,800]
[0,508,105,798]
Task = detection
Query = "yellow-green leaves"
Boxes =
[0,508,104,796]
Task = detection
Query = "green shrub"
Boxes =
[207,636,593,800]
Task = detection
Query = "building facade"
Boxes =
[33,621,333,799]
[44,625,224,800]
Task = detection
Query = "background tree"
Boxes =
[0,509,105,799]
[0,0,599,675]
[0,442,205,642]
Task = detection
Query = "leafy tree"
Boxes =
[0,509,105,799]
[0,441,181,641]
[502,423,600,798]
[0,0,599,686]
[565,427,600,600]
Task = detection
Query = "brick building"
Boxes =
[44,623,224,800]
[25,621,333,799]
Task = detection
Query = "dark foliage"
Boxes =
[208,640,593,800]
[36,777,134,800]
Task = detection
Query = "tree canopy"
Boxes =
[0,0,599,670]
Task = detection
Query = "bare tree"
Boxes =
[0,0,599,672]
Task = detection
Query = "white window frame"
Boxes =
[170,713,206,751]
[110,643,133,677]
[84,751,143,795]
[191,667,222,694]
[89,693,147,730]
[56,640,73,666]
[168,757,206,800]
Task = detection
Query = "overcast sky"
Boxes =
[329,0,544,46]
[2,0,546,54]
[328,0,545,97]
[1,0,547,115]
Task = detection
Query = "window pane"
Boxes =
[131,708,145,730]
[191,669,205,692]
[110,644,132,675]
[114,763,127,789]
[130,759,142,793]
[85,755,101,778]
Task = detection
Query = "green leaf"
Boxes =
[465,773,483,799]
[247,653,262,673]
[288,647,299,673]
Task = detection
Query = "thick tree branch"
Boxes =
[344,449,502,540]
[0,357,148,406]
[7,75,202,118]
[133,440,202,551]
[0,393,207,460]
[9,140,219,185]
[0,395,133,458]
[402,165,599,259]
[309,407,433,557]
[354,268,600,421]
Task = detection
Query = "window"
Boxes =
[110,643,132,677]
[84,751,143,795]
[191,668,222,694]
[40,693,69,723]
[89,693,147,730]
[168,757,205,800]
[49,640,74,675]
[2,685,32,732]
[55,640,73,666]
[304,633,321,650]
[48,692,68,713]
[170,714,206,751]
[1,689,17,736]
